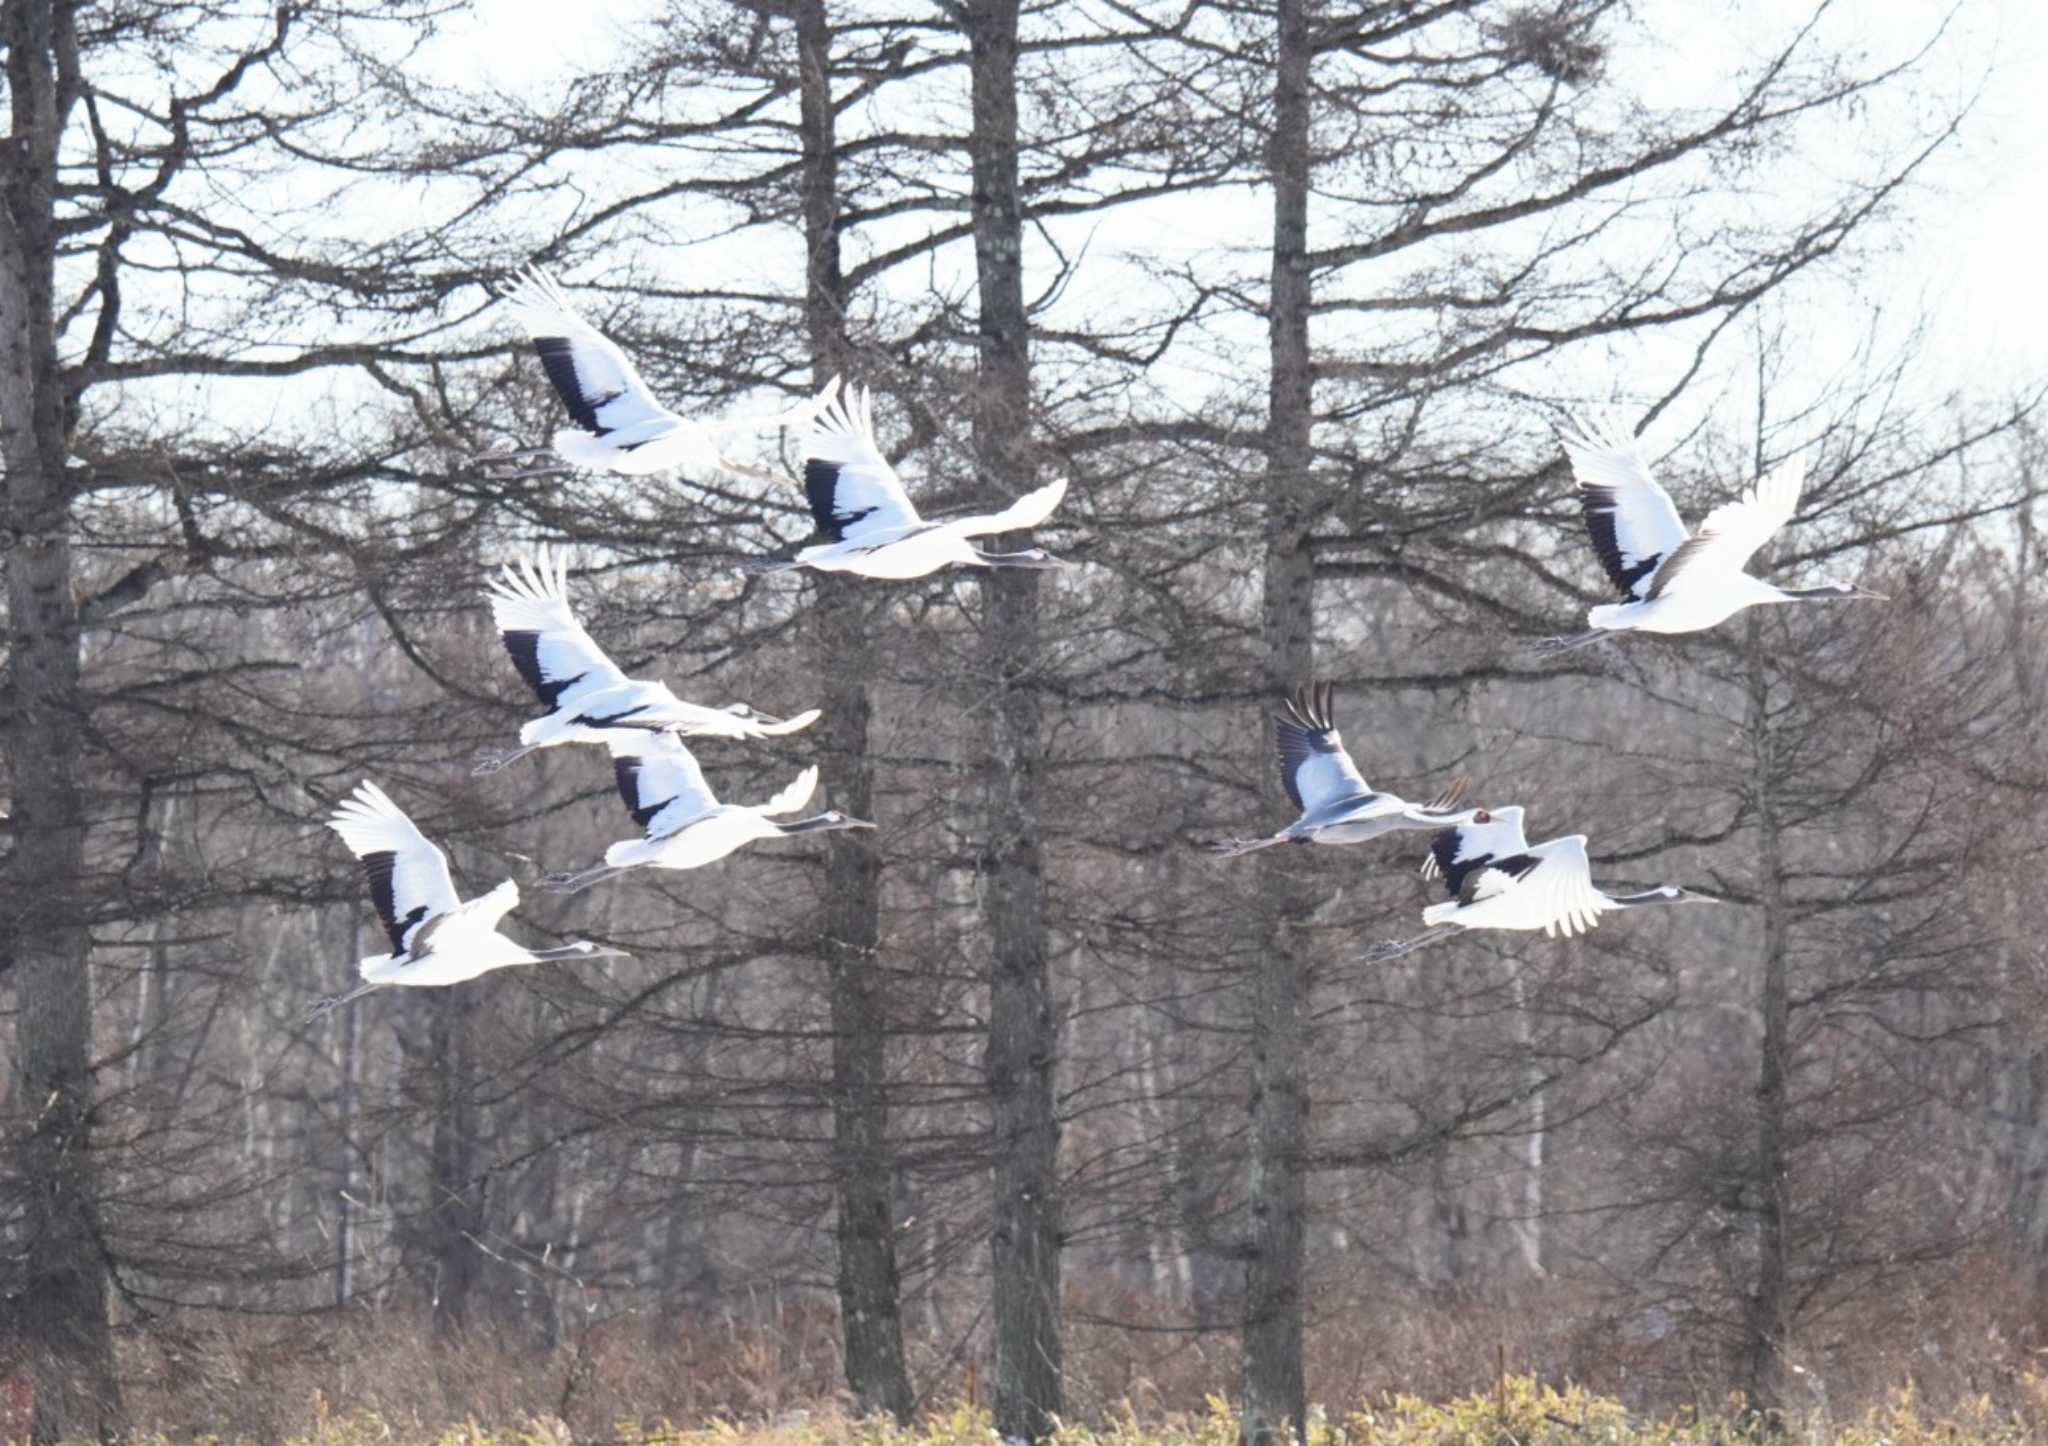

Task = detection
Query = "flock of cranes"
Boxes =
[315,267,1884,1014]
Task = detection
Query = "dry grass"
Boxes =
[9,1256,2048,1443]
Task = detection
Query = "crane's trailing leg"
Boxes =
[1531,629,1612,656]
[1206,834,1288,858]
[539,864,633,895]
[305,979,391,1022]
[1361,925,1462,963]
[471,742,541,777]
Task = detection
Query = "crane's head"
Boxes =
[1470,805,1524,827]
[1656,886,1717,904]
[567,940,633,960]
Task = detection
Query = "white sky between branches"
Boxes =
[424,0,2046,418]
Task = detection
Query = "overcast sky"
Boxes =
[424,0,2047,409]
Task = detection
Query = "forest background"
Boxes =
[6,0,2048,1441]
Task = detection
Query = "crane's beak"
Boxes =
[1850,587,1889,601]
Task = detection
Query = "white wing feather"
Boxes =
[1559,416,1691,602]
[607,731,719,837]
[1648,455,1805,598]
[949,476,1069,539]
[486,546,629,704]
[1528,835,1605,938]
[806,381,921,541]
[1421,807,1530,881]
[326,780,462,954]
[755,765,820,818]
[502,267,673,437]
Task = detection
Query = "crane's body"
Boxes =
[1363,805,1710,960]
[1210,682,1476,856]
[315,780,625,1016]
[542,732,873,894]
[492,266,818,480]
[744,379,1068,579]
[1542,416,1881,652]
[476,547,819,774]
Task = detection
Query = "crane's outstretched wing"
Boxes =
[1559,416,1690,602]
[949,476,1069,539]
[803,380,921,543]
[502,267,673,438]
[1522,834,1608,938]
[485,546,630,711]
[755,765,819,818]
[606,731,719,838]
[1274,681,1371,814]
[1646,455,1804,601]
[1423,807,1532,895]
[326,780,461,957]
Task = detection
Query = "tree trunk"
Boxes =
[2,2,126,1437]
[964,2,1064,1438]
[336,920,363,1307]
[1739,616,1792,1422]
[427,986,482,1337]
[796,3,914,1421]
[1243,0,1315,1440]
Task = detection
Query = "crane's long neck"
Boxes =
[775,813,858,835]
[968,546,1062,569]
[526,944,616,962]
[1606,887,1687,909]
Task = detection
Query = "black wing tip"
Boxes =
[1276,679,1338,738]
[803,459,847,540]
[358,850,416,955]
[501,630,582,710]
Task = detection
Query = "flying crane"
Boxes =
[1208,682,1477,856]
[486,265,820,482]
[541,732,875,895]
[1540,416,1884,652]
[312,779,627,1016]
[1362,804,1713,961]
[742,378,1068,579]
[475,546,820,775]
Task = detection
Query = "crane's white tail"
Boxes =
[1585,603,1632,629]
[546,428,619,471]
[1421,900,1464,927]
[720,706,821,739]
[1362,924,1462,963]
[1206,834,1285,858]
[602,835,669,869]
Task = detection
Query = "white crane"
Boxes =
[484,266,819,482]
[474,546,820,775]
[1208,682,1478,856]
[1362,805,1713,961]
[742,378,1068,579]
[1539,416,1884,653]
[312,779,627,1016]
[541,731,874,894]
